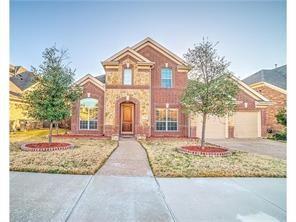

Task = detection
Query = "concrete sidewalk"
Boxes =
[10,139,286,222]
[157,178,286,222]
[10,172,92,222]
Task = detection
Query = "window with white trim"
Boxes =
[161,68,172,88]
[156,108,178,131]
[123,68,132,85]
[79,98,98,130]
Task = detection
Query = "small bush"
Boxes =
[275,108,287,127]
[273,131,287,141]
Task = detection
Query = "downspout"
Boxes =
[188,113,191,138]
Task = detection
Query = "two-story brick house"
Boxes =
[243,65,287,133]
[71,38,271,139]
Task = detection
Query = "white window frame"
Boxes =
[155,108,178,131]
[123,68,132,85]
[161,68,173,88]
[79,98,98,130]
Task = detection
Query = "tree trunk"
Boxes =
[49,121,53,143]
[201,112,207,148]
[55,122,59,135]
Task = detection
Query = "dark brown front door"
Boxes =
[121,103,134,134]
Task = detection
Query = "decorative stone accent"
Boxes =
[104,89,150,126]
[105,57,150,86]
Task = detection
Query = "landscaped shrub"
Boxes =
[272,108,287,141]
[273,131,287,141]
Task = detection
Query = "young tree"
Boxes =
[24,46,82,143]
[181,39,239,147]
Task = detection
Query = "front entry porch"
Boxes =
[120,102,134,135]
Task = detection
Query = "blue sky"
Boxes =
[10,0,286,80]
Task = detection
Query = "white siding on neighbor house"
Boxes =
[232,111,261,138]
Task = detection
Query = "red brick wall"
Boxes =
[235,91,257,110]
[137,45,188,137]
[253,85,286,132]
[71,81,104,135]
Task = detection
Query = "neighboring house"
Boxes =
[71,37,271,139]
[9,65,42,131]
[243,65,287,133]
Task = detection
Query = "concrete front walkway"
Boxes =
[207,138,286,159]
[66,139,173,221]
[10,139,286,222]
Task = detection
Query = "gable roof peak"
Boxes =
[75,74,105,91]
[102,46,154,65]
[132,37,188,67]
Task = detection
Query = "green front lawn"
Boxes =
[140,138,286,177]
[10,129,117,174]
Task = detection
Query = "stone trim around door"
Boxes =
[115,96,141,136]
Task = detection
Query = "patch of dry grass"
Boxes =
[141,138,286,177]
[10,129,117,175]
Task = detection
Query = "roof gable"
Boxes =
[250,81,287,95]
[230,75,272,107]
[75,74,105,91]
[102,47,154,65]
[132,37,188,67]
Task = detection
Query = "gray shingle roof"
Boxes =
[10,71,35,90]
[95,75,106,84]
[243,65,286,90]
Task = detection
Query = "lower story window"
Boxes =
[156,108,178,131]
[79,98,98,130]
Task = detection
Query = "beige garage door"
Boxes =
[195,115,226,139]
[233,112,260,138]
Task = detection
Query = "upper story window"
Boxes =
[123,68,132,85]
[161,68,172,88]
[79,98,98,130]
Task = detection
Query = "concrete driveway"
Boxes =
[207,138,286,160]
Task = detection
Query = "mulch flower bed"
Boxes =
[178,145,231,157]
[21,142,74,152]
